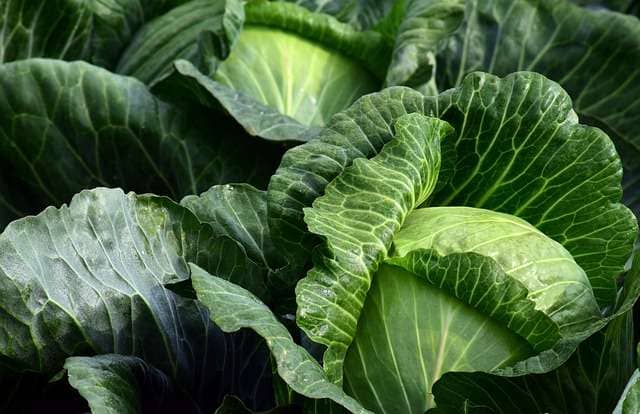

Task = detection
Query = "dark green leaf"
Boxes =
[117,0,244,85]
[385,0,465,90]
[0,59,278,227]
[65,354,182,414]
[435,0,640,215]
[0,0,184,67]
[0,188,278,410]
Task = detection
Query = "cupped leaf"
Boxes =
[117,0,244,85]
[428,252,640,413]
[189,264,373,414]
[393,207,601,336]
[342,205,607,413]
[344,262,535,413]
[296,113,451,383]
[0,0,185,67]
[435,0,640,215]
[0,59,278,227]
[65,355,181,414]
[213,24,379,127]
[432,309,636,414]
[268,72,636,309]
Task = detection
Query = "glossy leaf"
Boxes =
[433,310,636,413]
[0,188,280,411]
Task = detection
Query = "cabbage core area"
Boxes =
[344,207,599,412]
[214,25,379,127]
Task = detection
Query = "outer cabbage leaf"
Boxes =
[279,0,395,30]
[268,72,636,308]
[181,184,299,307]
[0,0,186,67]
[65,355,181,414]
[0,188,281,411]
[0,59,278,228]
[116,0,244,85]
[189,264,372,414]
[435,0,640,215]
[182,185,280,271]
[615,369,640,414]
[384,0,465,91]
[215,396,296,413]
[570,0,636,12]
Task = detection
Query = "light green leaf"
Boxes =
[189,264,372,414]
[429,253,640,413]
[65,354,179,414]
[117,0,244,85]
[297,113,451,383]
[154,60,321,142]
[0,59,278,227]
[213,24,379,127]
[393,207,601,336]
[431,309,636,413]
[342,206,607,412]
[435,0,640,215]
[344,261,535,412]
